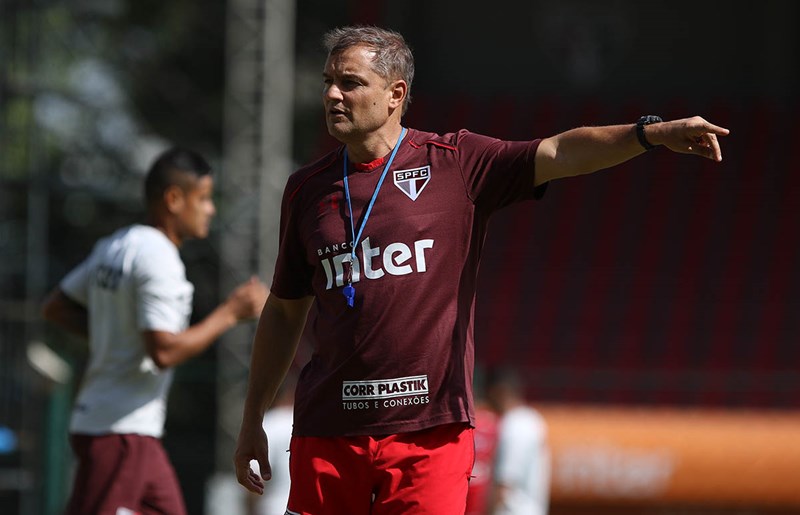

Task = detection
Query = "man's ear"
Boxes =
[163,185,185,214]
[388,79,407,110]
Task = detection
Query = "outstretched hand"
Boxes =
[648,116,730,162]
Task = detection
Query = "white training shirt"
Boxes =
[493,406,551,515]
[61,224,193,437]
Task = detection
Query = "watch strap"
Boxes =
[636,115,663,151]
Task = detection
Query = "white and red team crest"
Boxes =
[393,166,431,201]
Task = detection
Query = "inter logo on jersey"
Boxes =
[393,165,431,201]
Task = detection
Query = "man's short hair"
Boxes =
[144,147,212,206]
[323,25,415,115]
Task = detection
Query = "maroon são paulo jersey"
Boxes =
[272,128,544,436]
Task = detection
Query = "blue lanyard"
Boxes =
[341,126,407,307]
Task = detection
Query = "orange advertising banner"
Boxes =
[538,405,800,508]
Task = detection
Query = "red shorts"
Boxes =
[286,423,474,515]
[65,433,187,515]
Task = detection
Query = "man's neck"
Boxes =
[145,217,182,247]
[345,123,404,164]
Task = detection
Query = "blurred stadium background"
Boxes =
[1,0,799,514]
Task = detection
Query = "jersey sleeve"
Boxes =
[133,247,193,333]
[59,257,93,307]
[454,130,546,211]
[271,175,315,299]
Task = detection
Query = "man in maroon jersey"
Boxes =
[233,25,729,514]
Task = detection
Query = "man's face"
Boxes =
[322,44,399,142]
[174,175,216,241]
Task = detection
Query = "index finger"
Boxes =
[703,122,730,137]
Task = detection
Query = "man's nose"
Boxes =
[324,83,343,101]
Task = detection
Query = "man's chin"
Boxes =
[326,121,353,140]
[190,228,210,241]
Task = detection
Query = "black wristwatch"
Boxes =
[636,115,663,150]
